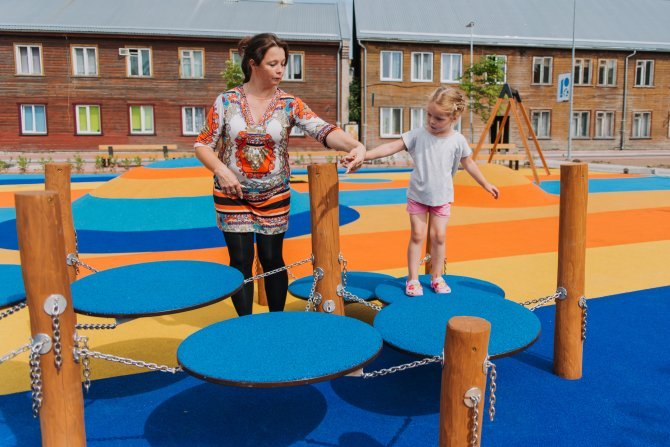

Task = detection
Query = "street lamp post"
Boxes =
[466,21,475,143]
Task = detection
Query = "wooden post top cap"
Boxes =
[447,316,491,333]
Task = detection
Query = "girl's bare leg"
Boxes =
[407,213,428,281]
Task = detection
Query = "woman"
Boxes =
[195,33,365,316]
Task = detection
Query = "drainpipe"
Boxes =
[620,50,637,150]
[336,40,342,127]
[357,39,368,147]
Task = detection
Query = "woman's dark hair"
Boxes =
[238,33,289,83]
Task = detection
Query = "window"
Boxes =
[380,51,402,81]
[126,48,152,77]
[70,46,98,76]
[20,105,47,134]
[632,112,651,138]
[75,105,101,135]
[635,60,654,87]
[453,117,462,133]
[484,55,507,83]
[380,107,402,137]
[289,126,305,136]
[181,106,205,135]
[180,49,204,79]
[129,105,154,134]
[440,53,462,83]
[410,108,425,130]
[532,57,552,84]
[229,50,242,65]
[411,52,433,82]
[531,110,551,138]
[595,111,615,139]
[597,59,616,86]
[571,111,590,138]
[15,44,42,75]
[283,52,303,81]
[573,59,592,85]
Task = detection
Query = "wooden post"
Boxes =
[255,255,268,306]
[15,191,86,446]
[45,163,77,283]
[307,163,344,315]
[554,163,588,379]
[440,316,491,447]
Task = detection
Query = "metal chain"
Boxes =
[29,339,47,418]
[73,335,93,392]
[340,289,382,311]
[305,267,323,312]
[579,296,588,341]
[75,322,118,330]
[420,253,431,266]
[66,253,99,275]
[51,301,63,370]
[75,347,182,374]
[484,358,497,422]
[360,355,443,379]
[520,288,566,311]
[244,255,313,284]
[0,340,32,365]
[338,253,348,289]
[0,301,27,320]
[469,394,481,447]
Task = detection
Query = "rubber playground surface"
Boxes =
[1,159,669,446]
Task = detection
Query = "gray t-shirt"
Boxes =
[401,128,472,206]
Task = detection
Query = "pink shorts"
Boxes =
[407,198,451,218]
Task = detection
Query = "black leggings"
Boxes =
[223,231,288,316]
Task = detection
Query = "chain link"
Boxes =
[579,296,588,341]
[360,355,443,379]
[305,267,323,312]
[66,253,99,276]
[73,335,93,392]
[340,289,382,311]
[29,339,47,418]
[469,394,481,447]
[51,301,63,370]
[484,358,497,422]
[338,253,348,289]
[520,289,564,311]
[75,347,182,374]
[0,340,32,365]
[75,322,118,330]
[0,301,27,320]
[244,255,313,284]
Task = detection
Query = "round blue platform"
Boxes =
[71,261,243,318]
[0,264,25,308]
[178,312,383,387]
[374,294,540,359]
[375,274,505,304]
[289,271,395,301]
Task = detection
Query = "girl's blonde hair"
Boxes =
[428,87,467,118]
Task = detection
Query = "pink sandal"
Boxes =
[405,279,424,297]
[430,276,451,294]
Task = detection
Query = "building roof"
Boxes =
[0,0,343,42]
[355,0,670,52]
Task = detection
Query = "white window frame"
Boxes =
[125,48,152,77]
[531,110,551,139]
[597,59,616,86]
[410,107,425,130]
[532,57,552,85]
[179,48,204,79]
[15,44,43,75]
[440,53,462,83]
[129,105,154,134]
[634,60,654,87]
[380,107,402,138]
[229,50,242,65]
[181,106,206,136]
[283,52,303,81]
[411,52,433,82]
[485,55,507,83]
[20,104,47,135]
[632,111,651,138]
[571,111,590,138]
[594,111,615,139]
[573,58,592,85]
[71,46,98,76]
[380,51,402,81]
[75,105,102,135]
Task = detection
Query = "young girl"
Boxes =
[348,87,499,296]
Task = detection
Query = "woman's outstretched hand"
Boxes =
[342,144,366,173]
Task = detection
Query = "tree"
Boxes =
[348,77,361,122]
[459,56,506,122]
[221,60,244,90]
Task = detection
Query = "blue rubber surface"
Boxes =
[288,271,395,301]
[145,158,202,169]
[71,261,243,317]
[541,176,670,194]
[178,312,382,387]
[375,274,505,304]
[0,173,117,185]
[0,264,25,308]
[374,294,540,358]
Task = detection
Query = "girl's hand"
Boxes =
[214,165,243,199]
[343,145,366,173]
[485,183,500,199]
